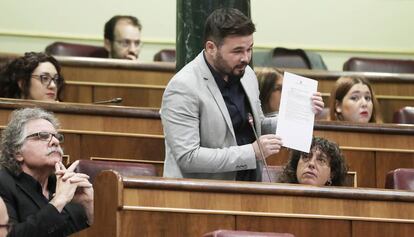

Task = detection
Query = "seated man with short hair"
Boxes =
[104,15,142,60]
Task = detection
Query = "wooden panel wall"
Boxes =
[64,80,414,123]
[72,171,414,237]
[0,99,413,188]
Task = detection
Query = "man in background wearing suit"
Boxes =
[104,15,142,60]
[161,8,324,181]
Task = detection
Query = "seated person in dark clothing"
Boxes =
[0,52,64,102]
[0,107,93,237]
[278,137,348,186]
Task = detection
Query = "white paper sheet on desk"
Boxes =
[275,72,317,153]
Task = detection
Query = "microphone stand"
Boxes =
[93,97,123,104]
[248,113,272,182]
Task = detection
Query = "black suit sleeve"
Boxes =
[0,171,88,237]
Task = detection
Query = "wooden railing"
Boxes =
[0,98,413,188]
[2,55,414,122]
[54,56,414,122]
[73,170,414,237]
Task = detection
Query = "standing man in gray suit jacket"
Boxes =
[161,8,324,181]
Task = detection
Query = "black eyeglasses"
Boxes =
[32,74,62,87]
[0,223,13,233]
[25,131,64,143]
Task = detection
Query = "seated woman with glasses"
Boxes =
[0,52,64,102]
[278,137,348,186]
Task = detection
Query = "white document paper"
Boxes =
[275,72,318,153]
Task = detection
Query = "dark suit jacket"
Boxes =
[0,168,89,237]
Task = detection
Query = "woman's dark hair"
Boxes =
[329,76,382,123]
[257,68,284,114]
[0,52,64,101]
[203,8,256,47]
[278,137,348,186]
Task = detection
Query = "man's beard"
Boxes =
[214,53,248,78]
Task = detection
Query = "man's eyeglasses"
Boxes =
[31,74,62,87]
[0,223,13,233]
[114,39,142,48]
[300,153,330,167]
[25,131,64,143]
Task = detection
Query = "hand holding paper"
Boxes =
[311,92,325,114]
[275,72,321,152]
[252,134,283,160]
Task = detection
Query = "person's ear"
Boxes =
[326,176,333,186]
[205,41,217,55]
[335,100,342,113]
[104,39,112,53]
[15,151,24,163]
[17,79,23,90]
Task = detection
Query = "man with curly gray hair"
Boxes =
[0,107,93,237]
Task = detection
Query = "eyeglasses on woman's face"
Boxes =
[31,74,62,87]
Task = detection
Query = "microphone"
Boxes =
[248,113,272,182]
[93,97,123,104]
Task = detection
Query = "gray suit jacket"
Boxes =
[161,51,276,180]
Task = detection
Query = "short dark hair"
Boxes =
[203,8,255,47]
[104,15,142,42]
[278,137,348,186]
[0,52,64,101]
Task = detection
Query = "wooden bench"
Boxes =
[63,123,414,189]
[0,98,162,135]
[56,56,414,98]
[62,79,414,123]
[56,56,174,85]
[0,99,413,188]
[73,170,414,237]
[54,56,414,122]
[63,81,164,107]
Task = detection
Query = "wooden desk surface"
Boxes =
[57,56,175,85]
[57,56,414,97]
[76,171,414,237]
[54,56,414,122]
[61,79,414,122]
[0,98,163,135]
[0,98,413,188]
